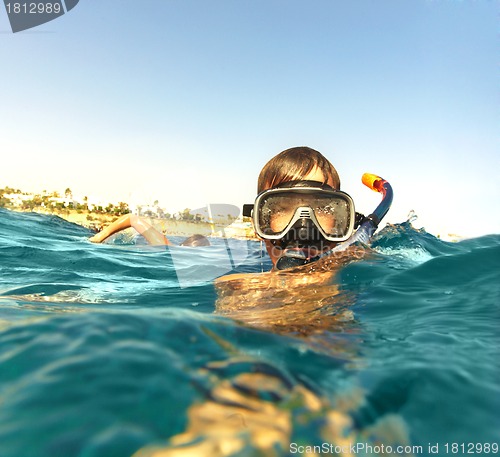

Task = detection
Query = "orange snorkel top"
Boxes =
[362,173,388,194]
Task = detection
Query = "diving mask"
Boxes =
[243,180,356,244]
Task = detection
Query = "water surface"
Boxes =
[0,208,498,456]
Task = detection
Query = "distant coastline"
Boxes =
[0,187,256,240]
[1,187,469,243]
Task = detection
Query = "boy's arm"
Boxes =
[89,214,172,245]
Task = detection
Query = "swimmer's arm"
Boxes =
[89,214,172,245]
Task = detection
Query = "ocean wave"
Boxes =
[0,208,499,456]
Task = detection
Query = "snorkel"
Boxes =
[275,173,393,270]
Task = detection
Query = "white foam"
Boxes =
[373,246,433,265]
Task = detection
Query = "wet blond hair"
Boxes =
[257,146,340,193]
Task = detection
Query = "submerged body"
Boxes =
[214,245,365,335]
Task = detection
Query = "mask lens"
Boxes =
[256,189,353,239]
[258,193,299,234]
[313,197,351,237]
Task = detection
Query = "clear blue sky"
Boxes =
[0,0,498,238]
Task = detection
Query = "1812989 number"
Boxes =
[5,3,62,14]
[444,443,499,454]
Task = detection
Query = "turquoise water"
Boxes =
[0,208,499,457]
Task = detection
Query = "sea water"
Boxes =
[0,208,498,457]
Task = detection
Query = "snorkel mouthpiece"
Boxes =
[275,251,311,270]
[275,218,327,270]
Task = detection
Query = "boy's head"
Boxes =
[255,147,344,267]
[181,234,210,247]
[257,146,340,193]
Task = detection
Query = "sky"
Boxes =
[0,0,498,238]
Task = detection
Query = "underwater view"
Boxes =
[0,207,499,457]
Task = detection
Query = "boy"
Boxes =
[246,146,355,269]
